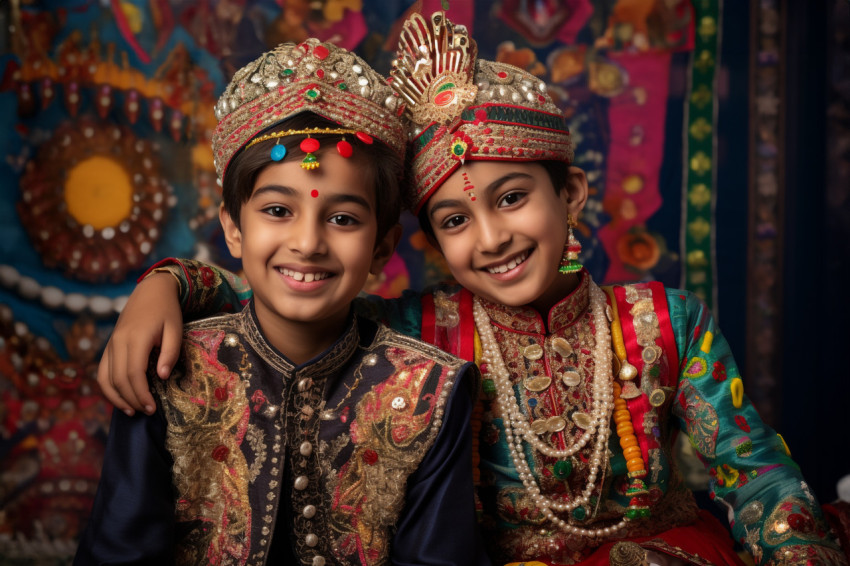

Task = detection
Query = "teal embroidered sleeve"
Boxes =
[146,258,252,322]
[354,289,423,340]
[667,290,846,565]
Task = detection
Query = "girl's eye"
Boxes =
[264,205,290,217]
[329,214,358,226]
[498,191,525,207]
[442,214,468,229]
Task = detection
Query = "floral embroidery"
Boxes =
[733,437,753,457]
[711,361,726,381]
[763,496,828,546]
[674,380,718,457]
[683,356,708,378]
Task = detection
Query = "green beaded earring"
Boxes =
[558,214,583,274]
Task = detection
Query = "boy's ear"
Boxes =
[370,224,403,275]
[561,166,589,217]
[219,204,243,259]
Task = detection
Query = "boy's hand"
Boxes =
[97,273,183,415]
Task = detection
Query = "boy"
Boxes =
[75,39,485,566]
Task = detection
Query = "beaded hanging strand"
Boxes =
[605,287,651,519]
[472,281,629,537]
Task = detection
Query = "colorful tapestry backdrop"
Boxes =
[0,0,731,561]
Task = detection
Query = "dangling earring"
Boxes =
[559,214,583,274]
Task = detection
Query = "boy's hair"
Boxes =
[415,160,569,240]
[224,112,403,242]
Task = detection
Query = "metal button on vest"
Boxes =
[302,504,316,518]
[305,534,318,547]
[299,441,312,457]
[294,475,308,490]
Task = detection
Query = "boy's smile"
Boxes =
[221,150,395,357]
[426,161,587,314]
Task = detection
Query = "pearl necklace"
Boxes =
[472,281,627,536]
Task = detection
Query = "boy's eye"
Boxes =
[498,191,525,207]
[329,214,358,226]
[263,205,290,217]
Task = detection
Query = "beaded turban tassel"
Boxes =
[211,39,405,184]
[389,11,575,213]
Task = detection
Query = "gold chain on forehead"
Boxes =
[245,128,360,150]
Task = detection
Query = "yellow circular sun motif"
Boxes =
[64,156,134,230]
[17,119,172,283]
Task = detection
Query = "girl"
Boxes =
[99,12,846,566]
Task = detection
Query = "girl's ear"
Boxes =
[562,166,589,217]
[370,224,403,275]
[219,204,243,259]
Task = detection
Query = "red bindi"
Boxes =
[311,189,319,198]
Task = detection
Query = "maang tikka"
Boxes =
[559,214,583,274]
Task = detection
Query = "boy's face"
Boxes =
[424,160,586,312]
[221,150,396,340]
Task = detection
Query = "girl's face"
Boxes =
[424,161,587,314]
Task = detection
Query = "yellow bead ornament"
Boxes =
[605,287,651,520]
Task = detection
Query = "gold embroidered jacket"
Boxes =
[75,303,485,566]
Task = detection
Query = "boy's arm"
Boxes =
[73,408,175,564]
[98,258,250,415]
[390,363,492,566]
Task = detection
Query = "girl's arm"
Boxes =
[98,258,251,415]
[669,291,847,565]
[99,258,427,415]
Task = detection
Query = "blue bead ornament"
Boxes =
[270,144,287,161]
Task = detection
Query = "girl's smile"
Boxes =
[426,160,588,314]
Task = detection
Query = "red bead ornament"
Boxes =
[355,131,373,144]
[363,449,379,465]
[313,45,330,60]
[337,139,353,158]
[300,137,320,153]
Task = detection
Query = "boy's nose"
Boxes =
[289,219,327,257]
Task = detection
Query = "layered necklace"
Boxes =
[472,280,628,537]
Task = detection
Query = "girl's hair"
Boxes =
[415,159,569,239]
[223,112,403,241]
